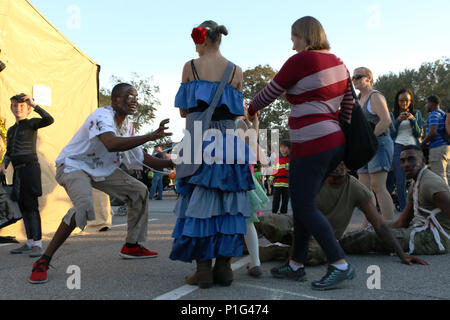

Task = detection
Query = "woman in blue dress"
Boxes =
[169,21,254,289]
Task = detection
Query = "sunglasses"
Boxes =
[352,74,367,81]
[125,95,138,102]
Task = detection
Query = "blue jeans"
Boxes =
[290,145,346,264]
[391,143,408,211]
[358,135,394,174]
[149,172,163,199]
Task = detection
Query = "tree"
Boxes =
[374,57,450,117]
[242,65,290,141]
[100,73,160,132]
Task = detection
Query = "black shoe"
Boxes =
[270,262,306,281]
[311,264,355,291]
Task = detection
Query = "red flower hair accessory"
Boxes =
[191,27,207,45]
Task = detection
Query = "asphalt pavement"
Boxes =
[1,195,449,303]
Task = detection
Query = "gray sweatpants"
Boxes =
[56,166,149,244]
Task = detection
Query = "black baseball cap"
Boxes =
[10,93,27,102]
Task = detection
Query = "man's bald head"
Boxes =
[111,83,133,102]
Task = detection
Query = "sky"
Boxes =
[30,0,450,141]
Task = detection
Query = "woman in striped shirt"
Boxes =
[248,16,355,290]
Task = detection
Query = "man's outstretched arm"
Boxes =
[361,199,430,266]
[98,119,172,152]
[143,152,173,171]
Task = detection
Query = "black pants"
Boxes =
[13,162,42,241]
[290,145,346,264]
[272,187,289,214]
[21,208,42,241]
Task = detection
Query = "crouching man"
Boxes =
[28,83,174,284]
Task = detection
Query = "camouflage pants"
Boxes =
[255,214,331,266]
[340,228,450,256]
[257,236,330,266]
[256,214,450,265]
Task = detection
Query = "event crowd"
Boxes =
[0,16,449,291]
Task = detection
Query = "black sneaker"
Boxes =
[311,264,355,290]
[270,262,306,281]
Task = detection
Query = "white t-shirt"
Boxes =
[395,120,416,146]
[56,106,144,179]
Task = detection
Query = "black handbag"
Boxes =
[340,80,379,171]
[0,174,22,230]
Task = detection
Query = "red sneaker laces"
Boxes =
[33,259,54,272]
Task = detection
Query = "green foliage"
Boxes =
[242,65,290,140]
[374,57,450,117]
[99,89,111,108]
[100,73,160,132]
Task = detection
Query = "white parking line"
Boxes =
[234,283,326,301]
[153,256,252,300]
[153,255,325,301]
[153,284,199,300]
[0,243,14,247]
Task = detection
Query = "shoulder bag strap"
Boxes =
[202,61,235,127]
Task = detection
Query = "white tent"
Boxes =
[0,0,111,239]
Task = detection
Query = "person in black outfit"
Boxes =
[1,93,54,257]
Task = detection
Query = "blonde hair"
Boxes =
[355,67,374,86]
[292,16,330,51]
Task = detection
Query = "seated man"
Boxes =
[256,161,428,266]
[341,145,450,256]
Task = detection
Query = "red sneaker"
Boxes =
[29,258,50,284]
[119,245,158,259]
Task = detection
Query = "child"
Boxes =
[1,93,54,257]
[271,140,290,214]
[236,107,269,277]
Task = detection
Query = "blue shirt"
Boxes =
[426,109,448,149]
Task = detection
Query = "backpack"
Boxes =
[340,82,379,171]
[437,109,450,144]
[0,175,22,230]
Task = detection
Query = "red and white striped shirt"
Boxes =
[248,51,354,158]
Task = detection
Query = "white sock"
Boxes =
[289,260,303,271]
[26,239,34,247]
[331,263,348,271]
[33,240,42,248]
[244,223,261,268]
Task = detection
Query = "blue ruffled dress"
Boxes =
[169,81,255,263]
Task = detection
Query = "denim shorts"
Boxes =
[357,135,394,174]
